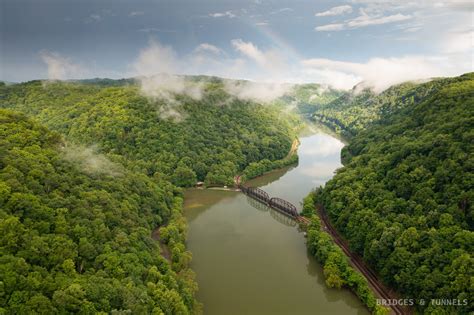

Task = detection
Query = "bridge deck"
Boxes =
[240,184,309,224]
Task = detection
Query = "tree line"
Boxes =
[0,78,300,313]
[306,73,473,314]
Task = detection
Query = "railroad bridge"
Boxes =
[240,185,308,224]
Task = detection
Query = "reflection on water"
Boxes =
[246,196,297,227]
[184,133,368,315]
[248,134,345,208]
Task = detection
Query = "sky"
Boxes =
[1,0,473,90]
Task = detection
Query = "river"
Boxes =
[184,132,369,315]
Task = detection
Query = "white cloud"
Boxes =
[350,0,473,12]
[132,40,178,76]
[302,55,467,92]
[223,81,293,103]
[129,11,144,17]
[84,14,101,24]
[230,39,288,78]
[194,43,223,55]
[40,51,87,80]
[403,26,422,33]
[90,14,101,21]
[139,73,203,101]
[440,29,474,54]
[138,28,177,33]
[63,145,122,177]
[231,39,267,66]
[131,40,203,103]
[209,11,236,18]
[255,21,269,26]
[218,39,294,102]
[127,31,472,96]
[315,23,345,31]
[441,0,474,11]
[130,39,294,106]
[392,22,423,32]
[301,67,361,90]
[347,13,411,28]
[315,5,353,17]
[270,8,294,15]
[316,11,411,31]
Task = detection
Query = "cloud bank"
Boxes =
[96,33,474,96]
[41,12,472,98]
[302,55,462,92]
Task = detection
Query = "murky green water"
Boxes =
[184,133,369,315]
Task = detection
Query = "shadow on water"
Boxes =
[244,164,296,188]
[184,163,296,222]
[304,249,369,315]
[183,188,239,221]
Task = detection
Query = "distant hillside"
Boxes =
[0,81,16,86]
[309,72,474,313]
[0,76,302,313]
[71,78,136,87]
[0,79,298,187]
[309,76,462,139]
[273,83,344,114]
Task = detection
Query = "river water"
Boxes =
[184,133,369,315]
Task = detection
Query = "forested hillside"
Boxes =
[0,78,300,313]
[274,83,343,115]
[0,110,199,313]
[0,79,298,187]
[310,77,463,139]
[309,73,473,313]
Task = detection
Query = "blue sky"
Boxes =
[1,0,472,89]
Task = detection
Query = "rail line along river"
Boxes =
[184,132,370,315]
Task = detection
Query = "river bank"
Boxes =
[184,132,368,315]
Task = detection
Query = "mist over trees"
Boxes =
[1,72,472,314]
[0,79,298,186]
[308,76,469,140]
[0,110,198,313]
[0,78,299,313]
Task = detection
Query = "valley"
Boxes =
[0,73,472,314]
[2,1,472,313]
[182,133,370,315]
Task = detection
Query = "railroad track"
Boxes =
[317,206,407,315]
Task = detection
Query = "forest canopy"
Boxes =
[309,73,474,313]
[0,110,199,313]
[308,76,470,139]
[0,79,299,187]
[0,78,300,313]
